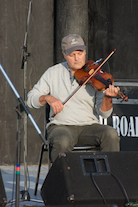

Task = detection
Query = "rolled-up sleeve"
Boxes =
[99,107,113,118]
[94,90,113,119]
[27,93,42,109]
[27,70,50,109]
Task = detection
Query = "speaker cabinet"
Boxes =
[0,169,7,206]
[41,152,138,207]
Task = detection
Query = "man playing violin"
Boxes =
[27,34,120,163]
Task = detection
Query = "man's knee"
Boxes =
[101,126,120,151]
[102,125,119,139]
[50,133,74,163]
[107,127,120,140]
[53,135,72,151]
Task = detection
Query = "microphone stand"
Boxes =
[21,0,32,200]
[0,64,48,206]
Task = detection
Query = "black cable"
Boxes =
[109,172,130,204]
[90,170,130,205]
[90,171,106,204]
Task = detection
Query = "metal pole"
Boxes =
[21,0,32,197]
[15,110,21,207]
[0,64,48,146]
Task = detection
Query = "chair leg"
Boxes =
[48,144,52,170]
[34,143,45,195]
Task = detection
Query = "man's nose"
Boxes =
[74,54,79,60]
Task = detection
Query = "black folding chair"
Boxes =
[34,104,51,195]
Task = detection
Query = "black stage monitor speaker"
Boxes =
[0,169,7,207]
[41,151,138,207]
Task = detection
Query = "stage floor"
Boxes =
[0,165,48,206]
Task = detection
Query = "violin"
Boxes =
[75,59,114,91]
[51,50,128,117]
[75,59,128,102]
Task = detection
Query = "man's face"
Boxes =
[63,50,86,73]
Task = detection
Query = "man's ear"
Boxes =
[62,51,67,60]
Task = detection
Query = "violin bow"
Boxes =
[51,49,116,118]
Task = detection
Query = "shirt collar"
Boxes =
[65,62,75,84]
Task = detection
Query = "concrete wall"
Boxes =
[0,0,54,164]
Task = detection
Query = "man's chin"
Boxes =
[74,63,84,70]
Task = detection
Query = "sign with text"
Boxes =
[100,82,138,151]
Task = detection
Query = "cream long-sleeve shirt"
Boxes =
[27,62,112,126]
